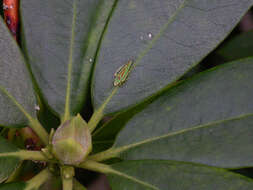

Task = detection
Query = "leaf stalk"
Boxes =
[88,87,118,132]
[0,150,48,161]
[61,166,75,190]
[26,168,52,190]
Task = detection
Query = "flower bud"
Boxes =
[52,114,92,165]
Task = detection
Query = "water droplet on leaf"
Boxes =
[148,33,153,39]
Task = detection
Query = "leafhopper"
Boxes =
[113,60,134,86]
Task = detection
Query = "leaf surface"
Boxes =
[107,160,253,190]
[21,0,115,118]
[217,31,253,61]
[93,0,253,114]
[0,137,20,183]
[73,179,87,190]
[0,182,26,190]
[92,59,253,168]
[92,95,154,153]
[0,18,36,127]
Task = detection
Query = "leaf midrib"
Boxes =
[80,160,159,190]
[63,0,77,122]
[134,0,188,67]
[118,113,253,152]
[0,85,34,123]
[110,168,159,190]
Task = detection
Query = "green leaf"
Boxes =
[92,140,114,154]
[0,182,26,190]
[90,59,253,168]
[93,0,253,114]
[217,31,253,61]
[20,0,115,119]
[0,18,36,127]
[107,160,253,190]
[0,137,20,183]
[26,168,52,190]
[73,179,86,190]
[117,115,253,168]
[92,94,155,153]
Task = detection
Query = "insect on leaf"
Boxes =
[113,60,134,87]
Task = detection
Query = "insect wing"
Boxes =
[113,61,133,86]
[114,65,123,77]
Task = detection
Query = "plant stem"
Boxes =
[7,128,16,141]
[26,168,52,190]
[87,147,119,162]
[0,150,48,161]
[88,87,118,132]
[62,177,73,190]
[79,160,158,189]
[78,160,113,174]
[61,166,75,190]
[79,160,139,182]
[73,178,87,190]
[29,119,49,145]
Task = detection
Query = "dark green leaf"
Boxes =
[0,18,36,127]
[92,95,153,151]
[217,31,253,61]
[92,91,159,153]
[21,0,115,118]
[93,59,253,168]
[107,160,253,190]
[118,115,253,168]
[92,140,114,154]
[73,179,87,190]
[0,137,20,183]
[93,0,253,114]
[0,182,26,190]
